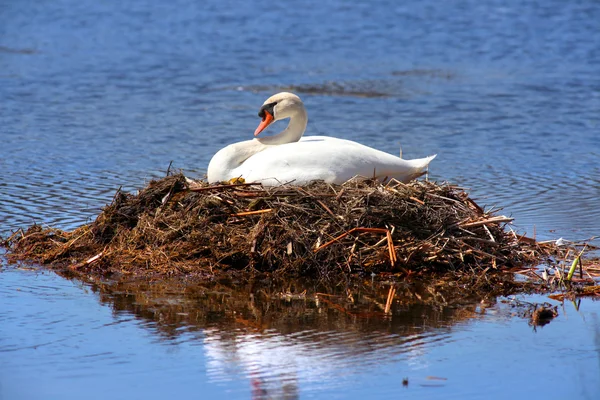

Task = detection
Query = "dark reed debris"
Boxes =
[2,173,556,280]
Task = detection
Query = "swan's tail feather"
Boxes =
[397,154,437,182]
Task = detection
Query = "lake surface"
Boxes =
[1,0,599,398]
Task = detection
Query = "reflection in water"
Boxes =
[3,267,599,399]
[87,276,493,398]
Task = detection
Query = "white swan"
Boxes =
[207,92,436,186]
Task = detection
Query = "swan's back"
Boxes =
[239,136,435,186]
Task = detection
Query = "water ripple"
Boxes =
[2,0,600,397]
[464,165,600,240]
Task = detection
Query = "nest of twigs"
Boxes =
[2,173,553,279]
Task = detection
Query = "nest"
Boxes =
[2,173,552,279]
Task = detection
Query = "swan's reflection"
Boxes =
[202,326,443,399]
[90,277,494,399]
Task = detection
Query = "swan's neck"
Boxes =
[256,107,307,145]
[207,140,264,181]
[207,105,308,183]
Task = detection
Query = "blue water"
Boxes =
[1,0,600,398]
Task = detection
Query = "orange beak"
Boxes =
[254,110,274,137]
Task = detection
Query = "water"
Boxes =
[1,0,599,398]
[2,268,600,399]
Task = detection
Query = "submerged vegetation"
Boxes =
[2,172,573,286]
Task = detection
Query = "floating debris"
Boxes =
[233,81,392,98]
[530,305,559,327]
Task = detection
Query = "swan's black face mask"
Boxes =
[258,102,277,120]
[255,102,277,137]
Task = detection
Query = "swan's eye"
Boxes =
[258,102,277,119]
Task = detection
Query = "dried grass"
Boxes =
[2,173,555,279]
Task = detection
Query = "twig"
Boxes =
[231,209,273,217]
[483,224,496,242]
[517,234,537,245]
[316,199,336,217]
[425,192,464,206]
[409,196,425,205]
[70,251,104,270]
[314,227,396,265]
[465,197,485,214]
[369,226,396,249]
[190,182,261,192]
[387,229,397,263]
[458,216,514,229]
[110,186,123,205]
[384,286,396,314]
[462,236,500,246]
[232,191,265,198]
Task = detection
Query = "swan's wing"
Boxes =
[237,137,435,185]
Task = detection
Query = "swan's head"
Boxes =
[254,92,305,136]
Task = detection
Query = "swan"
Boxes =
[207,92,436,186]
